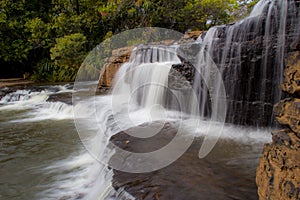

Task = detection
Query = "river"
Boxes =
[0,83,272,200]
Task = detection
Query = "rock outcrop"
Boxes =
[274,98,300,134]
[98,46,134,88]
[177,30,203,44]
[256,51,300,200]
[110,122,260,200]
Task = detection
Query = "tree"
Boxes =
[0,0,258,80]
[50,33,87,81]
[0,0,32,77]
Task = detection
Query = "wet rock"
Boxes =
[256,129,300,200]
[111,122,261,200]
[169,57,195,88]
[176,43,201,65]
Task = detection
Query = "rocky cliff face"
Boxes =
[256,51,300,200]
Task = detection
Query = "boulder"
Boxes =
[256,129,300,200]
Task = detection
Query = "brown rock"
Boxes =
[98,46,134,88]
[256,46,300,200]
[183,30,203,40]
[177,30,203,44]
[274,98,300,134]
[98,40,176,88]
[256,129,300,200]
[282,51,300,96]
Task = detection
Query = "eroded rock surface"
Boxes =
[282,52,300,96]
[256,51,300,200]
[256,129,300,200]
[274,98,300,134]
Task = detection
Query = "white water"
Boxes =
[71,39,273,198]
[194,0,299,126]
[0,86,74,122]
[0,82,272,200]
[4,0,299,198]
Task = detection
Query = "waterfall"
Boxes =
[112,45,183,113]
[70,0,299,197]
[101,0,299,128]
[192,0,300,126]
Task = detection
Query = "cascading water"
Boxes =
[191,0,300,126]
[71,0,299,198]
[71,45,195,198]
[1,0,299,199]
[112,45,181,109]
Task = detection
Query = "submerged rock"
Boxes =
[110,122,261,200]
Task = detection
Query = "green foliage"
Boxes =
[50,33,87,68]
[31,58,78,82]
[30,59,56,81]
[25,17,52,49]
[0,0,261,81]
[50,33,87,81]
[0,0,31,63]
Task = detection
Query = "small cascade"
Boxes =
[0,86,76,121]
[1,90,37,103]
[112,45,183,111]
[0,90,49,110]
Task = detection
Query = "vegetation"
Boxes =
[0,0,258,81]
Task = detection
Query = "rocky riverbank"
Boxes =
[0,78,33,88]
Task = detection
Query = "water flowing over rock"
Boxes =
[190,0,300,126]
[111,45,189,112]
[98,40,177,89]
[91,0,300,198]
[98,0,300,126]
